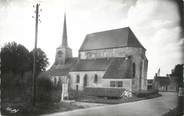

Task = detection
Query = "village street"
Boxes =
[43,92,177,116]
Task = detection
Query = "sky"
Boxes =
[0,0,183,79]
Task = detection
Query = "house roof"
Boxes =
[154,76,170,84]
[49,58,78,76]
[103,58,132,79]
[79,27,145,51]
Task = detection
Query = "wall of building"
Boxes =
[55,46,72,65]
[79,47,148,91]
[69,71,132,91]
[130,56,148,91]
[79,47,145,60]
[69,71,105,91]
[102,79,132,91]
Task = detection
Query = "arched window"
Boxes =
[94,74,98,83]
[76,85,79,91]
[133,63,136,77]
[83,74,88,87]
[76,75,80,83]
[57,51,63,57]
[54,77,57,86]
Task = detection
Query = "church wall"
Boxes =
[69,71,133,92]
[132,78,138,91]
[79,47,145,59]
[55,46,72,65]
[142,58,148,90]
[78,47,148,91]
[131,56,148,91]
[102,79,132,91]
[69,71,105,91]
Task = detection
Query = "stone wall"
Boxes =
[69,71,132,91]
[102,79,132,91]
[55,46,72,65]
[74,47,148,91]
[69,71,105,91]
[79,47,145,59]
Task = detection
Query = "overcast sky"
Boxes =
[0,0,183,78]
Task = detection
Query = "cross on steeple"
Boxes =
[62,13,68,47]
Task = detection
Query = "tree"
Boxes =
[29,48,49,75]
[171,64,184,87]
[0,42,30,76]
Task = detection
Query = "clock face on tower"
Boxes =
[57,51,63,57]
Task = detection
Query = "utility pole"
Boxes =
[32,3,40,106]
[177,64,184,115]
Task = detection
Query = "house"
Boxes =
[48,14,148,101]
[153,74,177,92]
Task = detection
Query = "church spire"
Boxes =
[62,13,68,47]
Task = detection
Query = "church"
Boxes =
[48,14,148,101]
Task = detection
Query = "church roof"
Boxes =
[79,27,145,51]
[72,58,112,71]
[103,58,132,79]
[49,58,78,76]
[72,57,133,79]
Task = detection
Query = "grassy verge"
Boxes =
[1,102,84,116]
[162,107,184,116]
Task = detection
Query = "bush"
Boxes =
[36,72,61,103]
[133,89,159,98]
[36,77,53,102]
[162,107,184,116]
[68,89,86,100]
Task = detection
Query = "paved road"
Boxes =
[43,92,177,116]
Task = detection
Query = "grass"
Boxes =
[2,101,84,116]
[1,86,84,116]
[162,107,184,116]
[20,102,84,116]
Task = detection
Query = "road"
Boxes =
[43,92,177,116]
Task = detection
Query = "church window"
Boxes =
[54,77,57,86]
[57,51,63,57]
[83,74,88,87]
[76,85,79,91]
[110,81,123,87]
[76,75,80,83]
[94,74,98,83]
[110,81,116,87]
[117,81,123,87]
[133,63,136,77]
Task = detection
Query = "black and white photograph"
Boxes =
[0,0,184,115]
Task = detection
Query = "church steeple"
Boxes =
[54,12,72,65]
[62,13,68,47]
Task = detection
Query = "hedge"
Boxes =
[83,87,127,98]
[133,89,159,98]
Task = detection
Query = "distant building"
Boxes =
[153,74,177,92]
[48,14,148,101]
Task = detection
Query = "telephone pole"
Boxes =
[32,3,40,106]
